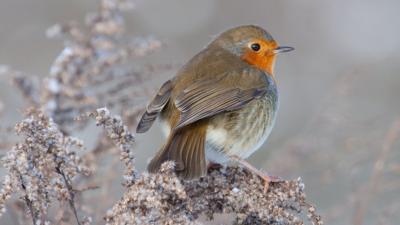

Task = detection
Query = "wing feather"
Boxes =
[174,69,269,130]
[136,80,172,133]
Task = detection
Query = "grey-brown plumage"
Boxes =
[136,25,289,179]
[136,80,172,133]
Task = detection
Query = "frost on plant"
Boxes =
[0,109,91,224]
[105,162,323,225]
[88,108,136,187]
[11,0,163,133]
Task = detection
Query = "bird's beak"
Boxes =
[273,46,294,54]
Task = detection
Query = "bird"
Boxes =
[136,25,293,188]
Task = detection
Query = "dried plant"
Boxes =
[0,109,91,224]
[352,118,400,225]
[0,107,322,225]
[11,0,164,134]
[88,108,136,187]
[105,161,322,225]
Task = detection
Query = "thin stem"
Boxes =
[56,166,82,225]
[352,118,400,225]
[19,175,37,225]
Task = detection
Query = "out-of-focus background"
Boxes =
[1,0,400,224]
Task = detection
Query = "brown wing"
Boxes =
[174,68,268,130]
[136,80,173,133]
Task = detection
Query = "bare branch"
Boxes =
[353,118,400,225]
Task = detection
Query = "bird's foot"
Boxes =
[259,174,283,193]
[230,155,283,193]
[207,162,223,171]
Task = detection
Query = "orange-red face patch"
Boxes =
[241,39,278,76]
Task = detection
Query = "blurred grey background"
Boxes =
[1,0,400,224]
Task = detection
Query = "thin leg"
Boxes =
[207,162,223,170]
[230,155,281,192]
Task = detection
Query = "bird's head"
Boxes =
[212,25,294,76]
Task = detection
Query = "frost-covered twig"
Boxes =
[41,0,162,132]
[9,0,163,134]
[105,162,322,225]
[0,109,91,224]
[88,108,136,186]
[353,118,400,225]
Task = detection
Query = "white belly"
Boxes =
[205,97,278,164]
[205,115,276,164]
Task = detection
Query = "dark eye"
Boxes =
[250,43,261,52]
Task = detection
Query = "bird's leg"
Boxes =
[230,155,282,192]
[207,162,223,171]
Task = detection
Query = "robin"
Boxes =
[136,25,293,189]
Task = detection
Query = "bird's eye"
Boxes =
[250,43,261,52]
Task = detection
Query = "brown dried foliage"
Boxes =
[0,109,91,224]
[106,162,321,225]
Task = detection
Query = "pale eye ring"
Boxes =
[250,43,261,52]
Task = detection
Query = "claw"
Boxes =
[263,175,270,193]
[207,162,223,170]
[230,155,283,193]
[261,174,282,193]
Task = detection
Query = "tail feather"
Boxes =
[147,124,207,179]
